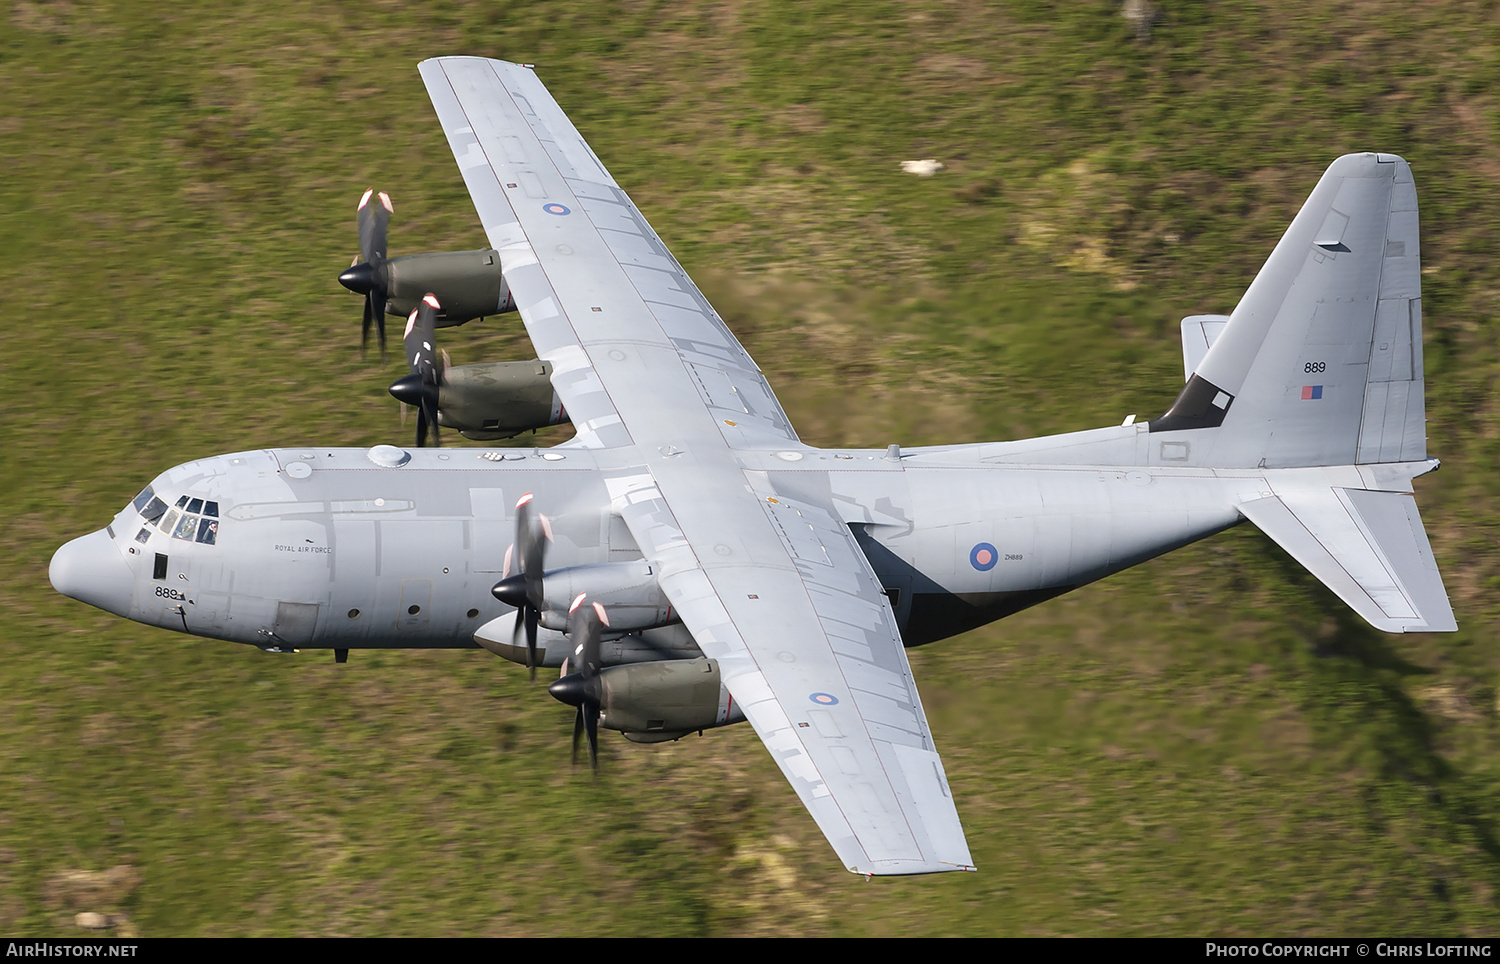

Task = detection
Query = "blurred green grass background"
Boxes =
[3,0,1499,936]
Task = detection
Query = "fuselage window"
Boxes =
[135,527,151,544]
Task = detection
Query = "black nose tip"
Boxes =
[491,574,528,608]
[388,373,434,407]
[338,261,379,294]
[548,674,587,707]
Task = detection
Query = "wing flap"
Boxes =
[1238,486,1455,632]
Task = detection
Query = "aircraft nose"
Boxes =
[50,529,135,618]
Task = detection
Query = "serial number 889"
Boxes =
[1304,361,1326,373]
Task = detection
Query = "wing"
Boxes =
[422,57,974,875]
[608,473,974,874]
[419,57,797,451]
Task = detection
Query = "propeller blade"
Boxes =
[395,297,443,446]
[517,497,546,614]
[525,605,538,681]
[373,290,387,353]
[342,189,393,356]
[357,188,391,266]
[584,702,599,770]
[550,598,605,770]
[492,492,550,683]
[420,396,440,447]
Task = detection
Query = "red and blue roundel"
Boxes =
[970,542,998,571]
[809,692,839,706]
[542,202,571,216]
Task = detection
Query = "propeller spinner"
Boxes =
[337,188,393,353]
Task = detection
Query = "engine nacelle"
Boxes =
[473,622,701,669]
[386,250,515,326]
[596,658,745,741]
[436,360,568,440]
[536,561,674,633]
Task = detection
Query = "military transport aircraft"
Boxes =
[49,57,1455,877]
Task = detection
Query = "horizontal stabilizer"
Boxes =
[1239,488,1455,632]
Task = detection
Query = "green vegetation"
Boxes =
[4,0,1500,936]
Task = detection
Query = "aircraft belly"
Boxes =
[845,466,1244,644]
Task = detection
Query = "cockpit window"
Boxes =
[136,491,222,546]
[173,513,198,540]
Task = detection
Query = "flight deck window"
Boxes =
[131,485,155,513]
[195,518,218,545]
[175,495,189,508]
[187,498,203,514]
[204,502,219,518]
[135,527,151,544]
[160,509,180,535]
[173,514,198,541]
[140,497,168,523]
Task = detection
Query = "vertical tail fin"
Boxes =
[1151,153,1426,469]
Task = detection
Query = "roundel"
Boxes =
[542,202,571,216]
[809,692,839,706]
[970,542,998,571]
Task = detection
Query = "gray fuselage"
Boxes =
[60,438,1252,659]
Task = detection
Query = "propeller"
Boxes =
[547,597,608,769]
[490,492,548,679]
[388,293,444,447]
[337,188,393,353]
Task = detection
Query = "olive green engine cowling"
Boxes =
[385,250,515,326]
[596,658,747,743]
[437,360,568,440]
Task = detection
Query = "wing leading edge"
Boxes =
[421,57,973,874]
